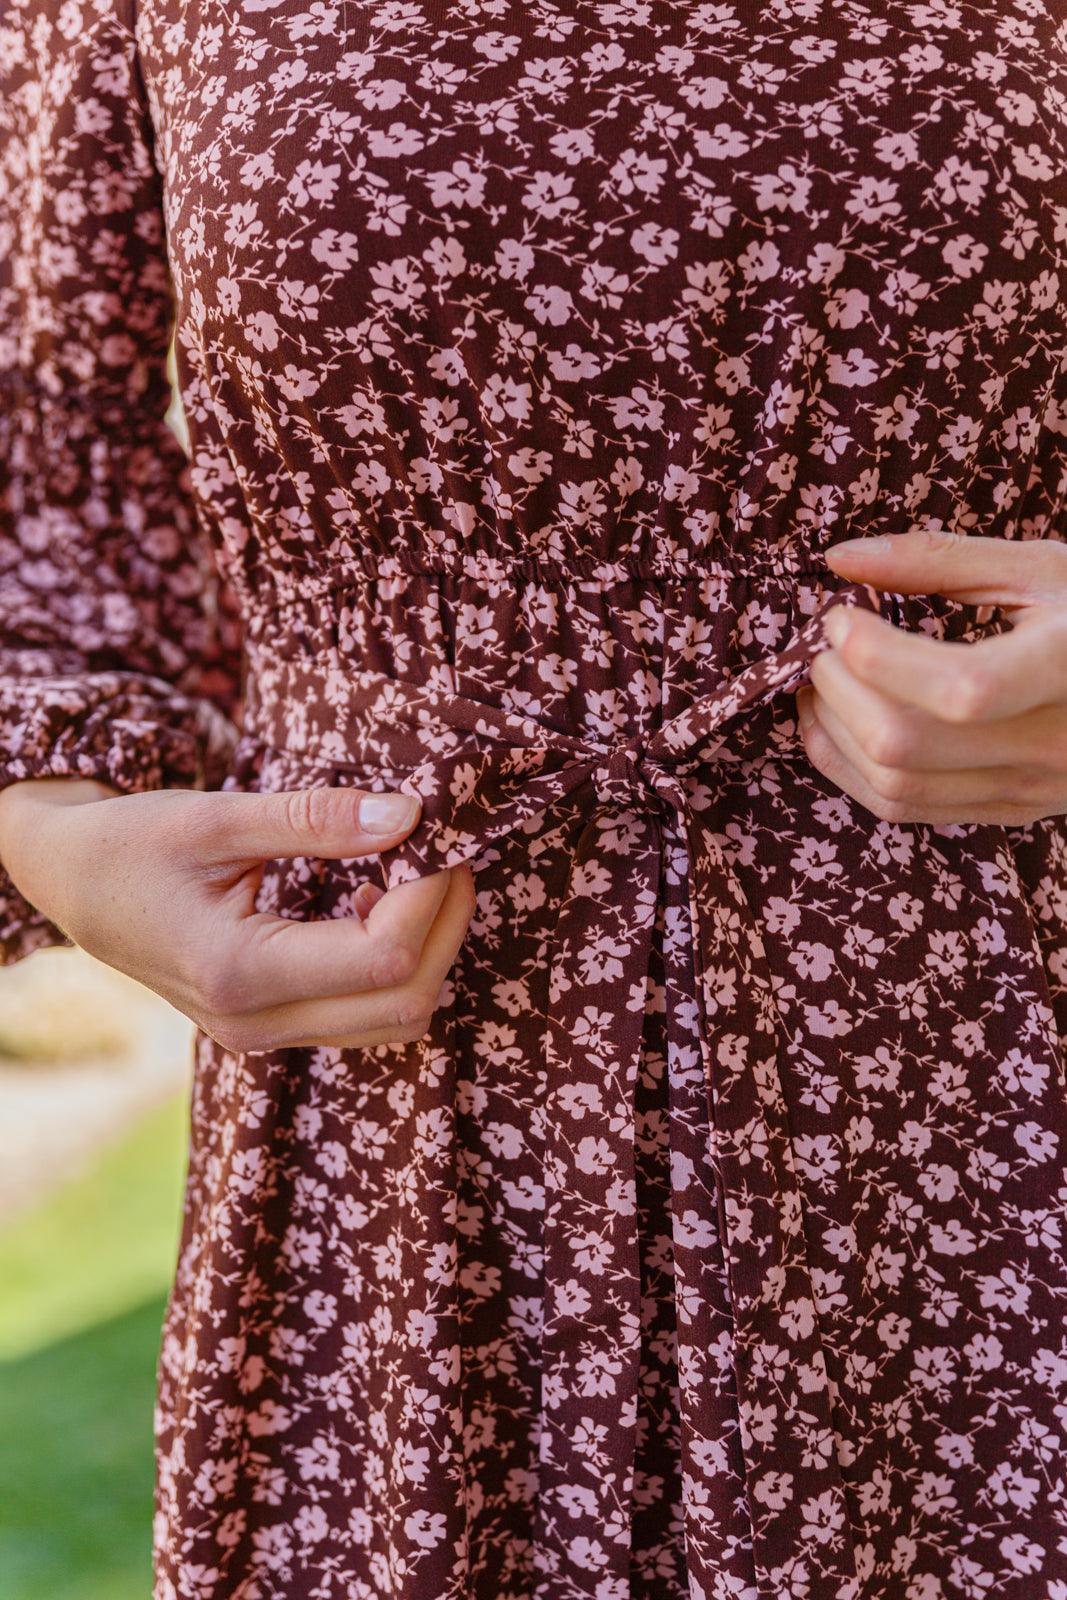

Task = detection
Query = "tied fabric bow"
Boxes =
[246,581,887,1599]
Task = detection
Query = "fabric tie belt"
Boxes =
[244,580,887,1600]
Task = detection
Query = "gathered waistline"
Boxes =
[241,578,892,775]
[234,549,847,601]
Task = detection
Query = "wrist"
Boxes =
[0,775,119,811]
[0,774,119,855]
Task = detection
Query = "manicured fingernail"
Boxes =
[359,791,418,833]
[828,535,891,557]
[824,607,851,648]
[796,688,814,725]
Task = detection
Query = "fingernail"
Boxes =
[355,881,385,917]
[796,688,814,726]
[359,791,419,833]
[827,535,892,558]
[824,607,851,648]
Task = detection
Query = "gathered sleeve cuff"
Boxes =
[0,0,247,963]
[0,385,244,964]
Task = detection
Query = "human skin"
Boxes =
[0,776,475,1054]
[1,529,1064,1053]
[799,528,1067,825]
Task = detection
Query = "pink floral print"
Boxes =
[2,1,1067,1597]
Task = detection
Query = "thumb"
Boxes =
[202,785,422,863]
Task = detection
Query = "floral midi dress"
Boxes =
[2,1,1067,1596]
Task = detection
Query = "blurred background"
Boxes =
[0,353,197,1600]
[0,951,196,1600]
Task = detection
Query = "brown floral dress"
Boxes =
[3,2,1067,1596]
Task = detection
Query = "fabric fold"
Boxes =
[244,579,888,1594]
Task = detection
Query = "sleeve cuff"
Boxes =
[0,671,240,964]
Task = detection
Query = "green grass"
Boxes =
[0,1094,190,1361]
[0,1091,191,1600]
[0,1296,170,1600]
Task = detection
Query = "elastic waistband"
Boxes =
[241,581,890,776]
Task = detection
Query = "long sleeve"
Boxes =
[0,0,243,962]
[0,0,243,960]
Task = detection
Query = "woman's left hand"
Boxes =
[795,528,1067,826]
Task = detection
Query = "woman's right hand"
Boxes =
[0,777,476,1054]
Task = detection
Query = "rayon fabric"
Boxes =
[1,3,1067,1598]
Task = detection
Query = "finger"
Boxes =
[198,785,422,863]
[797,684,1051,808]
[821,603,1067,723]
[806,651,1067,772]
[354,881,385,918]
[798,695,1058,826]
[824,528,1067,607]
[228,866,476,1051]
[217,870,453,1011]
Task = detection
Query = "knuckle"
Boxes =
[202,1015,260,1055]
[918,525,966,557]
[192,961,257,1019]
[191,969,235,1015]
[175,945,222,1007]
[801,727,832,779]
[868,763,912,803]
[1012,767,1054,805]
[941,668,991,723]
[840,630,879,677]
[371,937,421,989]
[389,986,436,1036]
[387,1019,433,1045]
[800,712,830,757]
[205,1012,298,1055]
[864,714,911,770]
[282,785,335,841]
[870,794,910,823]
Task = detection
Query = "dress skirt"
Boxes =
[0,1,1064,1595]
[154,562,1067,1598]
